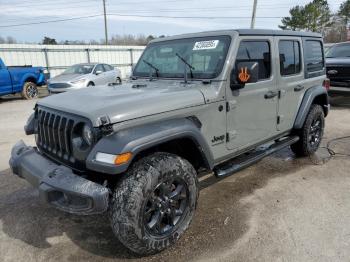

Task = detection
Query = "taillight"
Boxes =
[323,78,330,91]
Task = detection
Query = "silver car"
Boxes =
[48,63,122,93]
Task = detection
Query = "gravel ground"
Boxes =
[1,93,350,262]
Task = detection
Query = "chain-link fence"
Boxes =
[0,44,145,78]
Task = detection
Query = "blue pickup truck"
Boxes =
[0,58,46,99]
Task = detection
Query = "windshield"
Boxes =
[133,35,231,79]
[62,64,94,75]
[326,43,350,58]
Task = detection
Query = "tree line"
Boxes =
[0,34,161,45]
[280,0,350,42]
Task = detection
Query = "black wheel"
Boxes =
[291,104,325,157]
[22,82,38,100]
[116,77,122,85]
[109,152,198,255]
[87,82,95,87]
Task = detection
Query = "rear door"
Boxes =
[226,37,278,150]
[275,36,305,132]
[0,64,12,95]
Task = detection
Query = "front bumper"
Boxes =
[9,140,109,215]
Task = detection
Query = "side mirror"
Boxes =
[95,70,103,75]
[230,62,259,90]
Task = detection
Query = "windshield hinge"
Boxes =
[98,115,111,126]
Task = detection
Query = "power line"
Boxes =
[107,13,282,19]
[0,13,283,29]
[0,14,103,28]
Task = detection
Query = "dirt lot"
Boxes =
[1,94,350,262]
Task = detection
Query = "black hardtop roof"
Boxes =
[150,29,322,44]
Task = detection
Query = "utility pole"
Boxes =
[250,0,258,29]
[103,0,108,45]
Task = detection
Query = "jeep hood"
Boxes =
[38,81,206,126]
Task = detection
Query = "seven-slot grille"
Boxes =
[35,107,87,169]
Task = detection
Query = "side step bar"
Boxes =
[214,136,299,178]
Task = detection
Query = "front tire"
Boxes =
[291,104,325,157]
[109,152,198,255]
[21,82,38,100]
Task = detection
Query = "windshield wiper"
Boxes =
[176,53,195,83]
[143,59,159,81]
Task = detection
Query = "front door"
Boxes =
[93,64,107,85]
[226,37,278,150]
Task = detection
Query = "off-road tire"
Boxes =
[109,152,199,255]
[21,82,38,100]
[291,104,325,157]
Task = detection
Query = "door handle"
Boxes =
[264,91,278,99]
[294,85,305,92]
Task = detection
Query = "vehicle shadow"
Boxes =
[0,148,320,261]
[0,87,48,103]
[329,94,350,108]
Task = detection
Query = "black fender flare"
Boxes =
[293,85,329,129]
[86,118,214,174]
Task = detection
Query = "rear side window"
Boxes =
[236,41,271,80]
[305,40,324,72]
[103,64,114,71]
[279,40,301,76]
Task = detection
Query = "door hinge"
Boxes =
[226,133,230,142]
[278,90,282,99]
[277,115,281,125]
[226,101,230,112]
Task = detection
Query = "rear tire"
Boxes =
[109,152,198,255]
[21,82,38,100]
[291,104,325,157]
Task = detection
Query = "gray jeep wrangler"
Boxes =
[9,29,329,255]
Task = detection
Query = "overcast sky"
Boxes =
[0,0,344,43]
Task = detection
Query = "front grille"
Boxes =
[35,107,88,170]
[49,83,71,89]
[327,65,350,78]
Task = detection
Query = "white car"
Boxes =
[48,63,122,93]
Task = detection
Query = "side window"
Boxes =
[236,41,271,80]
[103,64,113,71]
[279,40,301,76]
[94,64,105,73]
[305,40,324,72]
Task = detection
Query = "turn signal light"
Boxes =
[323,79,330,91]
[114,152,132,165]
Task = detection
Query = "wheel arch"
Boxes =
[86,118,214,175]
[293,85,329,129]
[23,76,37,86]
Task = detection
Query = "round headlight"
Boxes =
[82,124,93,146]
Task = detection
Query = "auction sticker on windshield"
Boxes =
[193,40,219,50]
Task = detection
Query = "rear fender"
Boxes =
[293,85,329,129]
